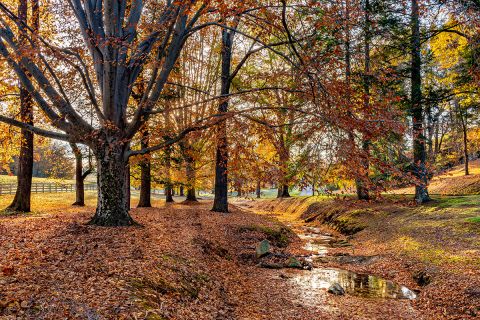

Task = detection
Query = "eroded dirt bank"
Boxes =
[235,196,480,320]
[1,196,424,319]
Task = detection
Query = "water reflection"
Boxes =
[290,268,417,299]
[291,226,417,300]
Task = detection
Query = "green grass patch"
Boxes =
[466,216,480,224]
[430,196,480,209]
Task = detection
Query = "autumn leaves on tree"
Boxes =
[0,0,478,226]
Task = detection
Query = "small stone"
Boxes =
[285,257,302,269]
[20,301,29,309]
[328,282,345,295]
[255,240,270,258]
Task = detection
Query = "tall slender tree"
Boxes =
[411,0,431,203]
[8,0,38,212]
[212,22,237,213]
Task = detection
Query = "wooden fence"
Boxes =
[0,183,97,195]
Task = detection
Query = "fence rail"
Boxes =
[0,183,97,195]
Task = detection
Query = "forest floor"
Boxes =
[0,193,478,319]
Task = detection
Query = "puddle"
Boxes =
[290,226,417,300]
[291,268,417,299]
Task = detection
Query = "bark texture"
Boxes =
[411,0,430,204]
[89,144,135,226]
[8,0,38,212]
[212,26,235,213]
[138,130,152,208]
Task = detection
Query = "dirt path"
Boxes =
[0,197,425,319]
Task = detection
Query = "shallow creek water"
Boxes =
[287,225,417,301]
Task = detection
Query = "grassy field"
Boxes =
[0,175,75,184]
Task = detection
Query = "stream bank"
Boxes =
[234,196,480,319]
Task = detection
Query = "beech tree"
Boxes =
[0,1,255,225]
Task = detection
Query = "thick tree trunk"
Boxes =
[212,27,235,213]
[278,184,290,198]
[186,188,197,201]
[185,157,198,202]
[256,180,261,199]
[138,131,151,208]
[165,187,174,202]
[179,186,185,197]
[88,145,135,226]
[411,0,430,204]
[8,0,37,213]
[212,109,229,212]
[9,86,34,212]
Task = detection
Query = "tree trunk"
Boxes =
[434,114,440,157]
[426,105,434,160]
[356,140,370,200]
[125,152,131,211]
[9,81,34,212]
[256,180,261,199]
[235,181,243,197]
[89,145,135,226]
[71,144,85,206]
[8,0,38,212]
[212,27,235,213]
[411,0,430,204]
[165,146,174,203]
[278,184,290,198]
[137,130,152,208]
[179,186,184,197]
[356,0,371,201]
[459,107,469,176]
[186,157,198,202]
[464,125,469,176]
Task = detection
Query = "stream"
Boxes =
[285,225,417,301]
